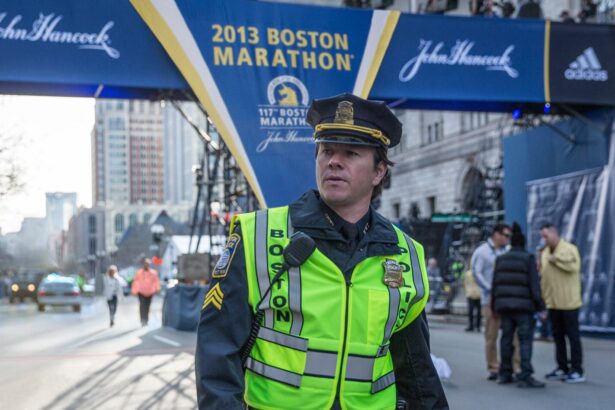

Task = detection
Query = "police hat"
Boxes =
[307,93,402,149]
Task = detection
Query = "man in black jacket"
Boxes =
[491,222,546,388]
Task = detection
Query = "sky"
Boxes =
[0,96,94,234]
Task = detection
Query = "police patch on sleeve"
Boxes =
[212,233,241,279]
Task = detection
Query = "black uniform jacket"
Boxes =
[195,190,449,410]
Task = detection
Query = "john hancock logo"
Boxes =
[398,39,518,82]
[257,75,312,152]
[0,12,119,59]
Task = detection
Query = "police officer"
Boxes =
[196,93,448,410]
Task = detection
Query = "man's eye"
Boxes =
[347,151,359,157]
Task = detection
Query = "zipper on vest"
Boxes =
[335,278,352,404]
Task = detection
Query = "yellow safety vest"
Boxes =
[235,206,429,410]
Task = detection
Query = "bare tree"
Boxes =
[0,127,24,199]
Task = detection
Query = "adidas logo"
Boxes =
[564,47,608,81]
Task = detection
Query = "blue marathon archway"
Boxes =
[1,0,614,331]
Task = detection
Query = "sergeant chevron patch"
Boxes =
[203,283,224,310]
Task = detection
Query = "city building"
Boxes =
[2,217,53,270]
[104,202,193,249]
[64,207,106,277]
[92,99,164,207]
[63,202,194,274]
[45,192,77,234]
[163,101,206,205]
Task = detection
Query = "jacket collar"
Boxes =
[289,190,398,244]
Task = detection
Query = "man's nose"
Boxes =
[327,152,343,168]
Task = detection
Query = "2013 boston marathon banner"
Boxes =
[131,0,399,208]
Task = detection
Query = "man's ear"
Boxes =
[373,162,387,186]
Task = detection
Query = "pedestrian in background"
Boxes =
[427,257,443,307]
[463,264,482,332]
[103,265,124,327]
[539,223,585,383]
[492,223,545,388]
[131,257,160,326]
[471,223,519,380]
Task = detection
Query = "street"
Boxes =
[1,298,613,410]
[0,296,197,410]
[429,317,614,410]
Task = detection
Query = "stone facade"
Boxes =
[380,110,510,221]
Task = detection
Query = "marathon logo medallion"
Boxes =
[383,259,404,288]
[212,233,241,279]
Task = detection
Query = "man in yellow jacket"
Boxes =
[539,223,584,383]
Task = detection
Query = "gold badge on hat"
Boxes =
[334,101,354,125]
[383,259,404,288]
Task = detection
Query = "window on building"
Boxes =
[88,215,96,234]
[114,214,124,233]
[410,202,421,219]
[109,117,125,131]
[393,202,401,220]
[427,196,436,217]
[129,213,137,226]
[89,238,97,254]
[143,213,151,225]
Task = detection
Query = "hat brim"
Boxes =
[315,136,381,148]
[314,128,386,148]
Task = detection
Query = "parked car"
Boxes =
[9,273,43,303]
[37,274,82,312]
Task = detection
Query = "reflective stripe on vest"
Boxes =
[372,371,396,393]
[240,206,429,410]
[245,357,302,387]
[304,350,337,378]
[257,326,308,351]
[405,233,426,305]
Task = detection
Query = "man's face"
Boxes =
[143,259,150,269]
[540,228,558,247]
[316,142,386,210]
[493,228,511,248]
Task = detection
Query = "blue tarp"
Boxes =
[162,284,207,331]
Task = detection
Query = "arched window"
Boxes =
[461,168,485,212]
[114,214,124,233]
[129,213,138,226]
[143,213,151,225]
